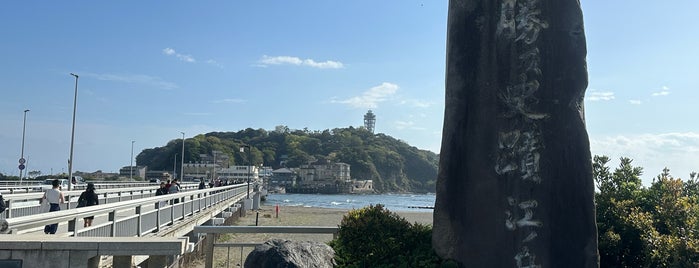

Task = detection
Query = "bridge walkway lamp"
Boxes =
[130,140,135,181]
[240,145,251,199]
[173,153,178,181]
[19,109,29,185]
[68,73,79,191]
[180,132,185,181]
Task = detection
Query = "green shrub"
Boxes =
[329,204,441,267]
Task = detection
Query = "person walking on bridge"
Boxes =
[156,181,168,196]
[42,179,64,234]
[77,183,99,227]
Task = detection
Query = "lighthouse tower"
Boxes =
[363,110,376,134]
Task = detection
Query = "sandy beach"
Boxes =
[187,205,433,267]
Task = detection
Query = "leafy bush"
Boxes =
[329,204,441,267]
[595,156,699,267]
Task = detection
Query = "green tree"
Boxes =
[595,156,647,267]
[136,127,439,192]
[329,204,440,267]
[595,156,699,267]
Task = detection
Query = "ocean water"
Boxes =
[263,193,436,212]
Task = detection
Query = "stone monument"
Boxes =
[433,0,599,267]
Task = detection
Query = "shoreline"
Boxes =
[187,205,433,267]
[245,204,434,226]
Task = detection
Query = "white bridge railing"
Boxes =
[0,183,199,219]
[0,184,249,237]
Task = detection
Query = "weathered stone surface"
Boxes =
[433,0,598,267]
[244,239,335,268]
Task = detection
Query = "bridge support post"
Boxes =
[87,255,100,268]
[109,211,117,236]
[145,255,167,268]
[204,233,215,268]
[113,255,133,268]
[67,218,77,237]
[155,201,162,232]
[136,206,142,237]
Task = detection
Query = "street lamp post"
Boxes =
[68,73,79,191]
[180,132,185,181]
[173,153,178,181]
[240,145,251,199]
[130,141,135,181]
[19,109,30,185]
[212,151,217,183]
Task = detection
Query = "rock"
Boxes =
[433,0,599,267]
[244,239,335,268]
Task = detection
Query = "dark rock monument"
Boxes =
[433,0,599,267]
[244,239,335,268]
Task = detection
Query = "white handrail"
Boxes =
[0,183,249,234]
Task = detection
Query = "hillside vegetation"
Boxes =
[136,126,439,193]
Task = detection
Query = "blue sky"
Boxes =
[0,1,697,186]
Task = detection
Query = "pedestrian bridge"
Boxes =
[0,183,259,267]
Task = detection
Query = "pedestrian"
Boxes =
[169,179,182,204]
[77,182,99,227]
[198,178,206,189]
[42,179,64,234]
[0,192,6,214]
[168,179,181,194]
[155,181,168,196]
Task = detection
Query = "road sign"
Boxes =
[19,158,25,164]
[18,164,25,170]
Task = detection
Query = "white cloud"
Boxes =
[590,132,699,184]
[84,73,178,90]
[162,47,196,63]
[331,82,398,109]
[652,85,670,96]
[258,55,344,69]
[585,90,615,101]
[629,99,642,105]
[206,59,224,68]
[394,120,426,130]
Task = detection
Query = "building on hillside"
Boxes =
[145,170,171,182]
[119,166,147,179]
[296,162,350,185]
[351,180,374,193]
[288,162,352,194]
[182,162,219,181]
[199,152,229,168]
[216,165,259,184]
[270,167,297,187]
[180,151,231,181]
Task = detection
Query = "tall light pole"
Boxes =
[180,132,185,181]
[240,145,251,199]
[68,73,79,191]
[212,151,218,183]
[130,140,135,181]
[19,109,30,185]
[173,153,178,181]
